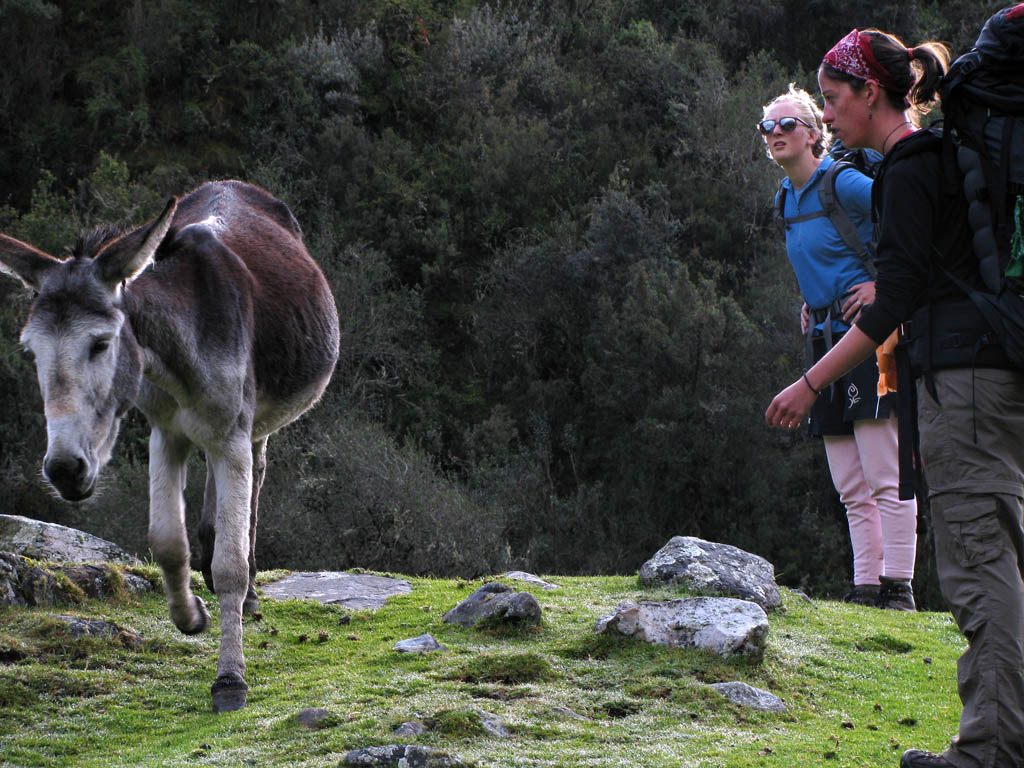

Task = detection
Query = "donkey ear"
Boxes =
[96,197,178,287]
[0,233,61,291]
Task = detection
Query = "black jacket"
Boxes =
[855,127,979,345]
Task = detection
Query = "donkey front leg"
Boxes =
[148,428,210,636]
[208,436,254,713]
[198,438,266,614]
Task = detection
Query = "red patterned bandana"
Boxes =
[823,29,898,92]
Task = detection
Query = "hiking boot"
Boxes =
[842,584,880,606]
[900,748,956,767]
[877,576,916,611]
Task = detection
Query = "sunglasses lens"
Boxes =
[758,120,776,135]
[779,117,798,132]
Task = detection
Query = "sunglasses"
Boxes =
[757,116,813,136]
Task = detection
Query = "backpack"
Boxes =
[775,147,879,278]
[938,2,1024,367]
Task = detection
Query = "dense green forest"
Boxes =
[0,0,998,604]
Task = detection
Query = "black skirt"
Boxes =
[807,331,897,436]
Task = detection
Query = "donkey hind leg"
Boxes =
[147,429,210,636]
[198,458,217,594]
[209,436,254,713]
[243,437,268,614]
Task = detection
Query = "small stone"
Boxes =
[293,707,336,729]
[393,720,426,737]
[393,634,445,654]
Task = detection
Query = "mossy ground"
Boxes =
[0,571,963,767]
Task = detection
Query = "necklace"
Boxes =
[882,121,912,154]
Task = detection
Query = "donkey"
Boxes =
[0,180,340,712]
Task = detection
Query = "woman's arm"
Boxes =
[765,325,880,429]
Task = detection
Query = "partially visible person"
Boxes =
[760,84,917,610]
[766,27,1024,768]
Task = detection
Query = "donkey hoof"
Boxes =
[178,595,211,636]
[211,674,248,713]
[243,587,259,615]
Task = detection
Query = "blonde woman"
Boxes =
[761,84,917,609]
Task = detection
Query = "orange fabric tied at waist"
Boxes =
[876,330,899,396]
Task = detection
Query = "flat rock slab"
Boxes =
[709,681,787,712]
[260,572,411,610]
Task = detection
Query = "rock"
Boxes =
[394,634,445,654]
[595,597,769,662]
[0,553,23,606]
[51,615,143,650]
[501,571,560,590]
[393,721,427,737]
[639,536,782,611]
[342,745,467,767]
[0,514,138,564]
[57,564,152,599]
[0,552,152,608]
[472,708,510,739]
[709,681,787,712]
[260,571,412,610]
[293,707,336,729]
[443,583,542,629]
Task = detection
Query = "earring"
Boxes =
[868,110,873,121]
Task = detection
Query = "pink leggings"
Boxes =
[823,414,918,584]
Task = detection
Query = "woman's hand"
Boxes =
[800,302,809,335]
[841,281,875,324]
[765,376,818,430]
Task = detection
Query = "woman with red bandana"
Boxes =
[766,25,1024,768]
[759,84,917,610]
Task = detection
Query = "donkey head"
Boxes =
[0,199,177,501]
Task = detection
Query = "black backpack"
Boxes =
[775,147,879,278]
[939,2,1024,366]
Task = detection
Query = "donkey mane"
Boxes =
[69,223,131,259]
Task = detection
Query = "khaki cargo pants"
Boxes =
[918,368,1024,768]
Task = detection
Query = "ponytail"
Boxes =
[862,30,951,116]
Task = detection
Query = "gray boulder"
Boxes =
[443,582,542,629]
[709,681,787,712]
[0,514,138,564]
[639,536,782,611]
[595,597,769,662]
[260,571,411,610]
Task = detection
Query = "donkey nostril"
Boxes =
[44,454,92,498]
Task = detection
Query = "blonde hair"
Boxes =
[761,83,831,159]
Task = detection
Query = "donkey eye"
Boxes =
[90,339,111,358]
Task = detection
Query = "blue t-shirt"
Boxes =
[776,155,874,333]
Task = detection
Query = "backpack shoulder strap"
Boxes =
[776,182,828,228]
[818,161,877,277]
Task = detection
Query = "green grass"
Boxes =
[0,571,964,767]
